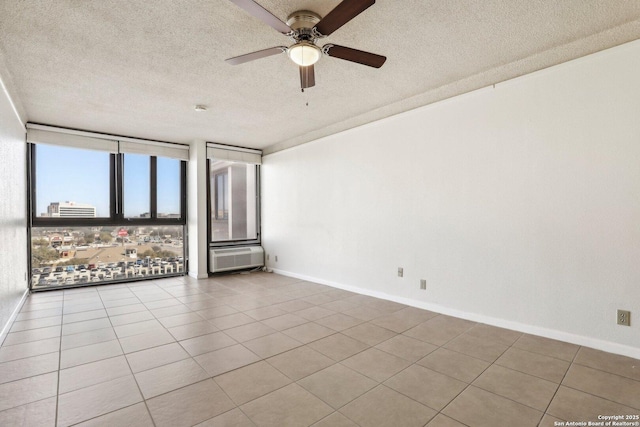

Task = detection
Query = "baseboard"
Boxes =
[188,271,209,279]
[272,268,640,360]
[0,289,29,347]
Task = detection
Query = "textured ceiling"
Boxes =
[1,1,640,153]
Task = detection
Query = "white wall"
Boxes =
[187,140,209,279]
[262,40,640,358]
[0,76,28,343]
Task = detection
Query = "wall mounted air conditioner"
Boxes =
[209,246,264,273]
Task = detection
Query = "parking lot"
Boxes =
[32,241,185,288]
[32,258,184,288]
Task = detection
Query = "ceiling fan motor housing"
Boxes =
[287,10,322,43]
[286,10,321,32]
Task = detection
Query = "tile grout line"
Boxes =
[137,276,259,424]
[208,362,275,426]
[150,276,289,423]
[536,344,582,426]
[54,293,66,427]
[343,324,551,425]
[53,278,270,419]
[124,282,161,426]
[179,281,352,424]
[157,294,467,423]
[434,330,530,426]
[494,346,571,383]
[287,320,478,426]
[100,283,158,427]
[313,410,365,427]
[569,358,640,384]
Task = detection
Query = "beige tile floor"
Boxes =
[0,272,639,427]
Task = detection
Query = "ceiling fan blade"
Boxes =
[228,0,291,34]
[314,0,375,36]
[324,44,386,68]
[300,65,315,89]
[225,46,286,65]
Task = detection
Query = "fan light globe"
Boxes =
[288,42,321,66]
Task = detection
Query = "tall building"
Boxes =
[46,201,97,218]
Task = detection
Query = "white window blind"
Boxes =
[27,124,189,160]
[119,140,189,161]
[206,144,262,165]
[27,127,118,153]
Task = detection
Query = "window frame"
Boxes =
[29,143,187,228]
[207,158,261,248]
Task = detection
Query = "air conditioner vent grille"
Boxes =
[212,248,252,254]
[210,246,264,273]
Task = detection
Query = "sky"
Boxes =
[36,145,181,217]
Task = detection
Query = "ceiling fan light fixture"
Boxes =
[288,42,321,66]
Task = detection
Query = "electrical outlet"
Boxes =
[420,279,426,290]
[266,254,270,261]
[397,267,403,277]
[617,310,631,326]
[275,256,278,262]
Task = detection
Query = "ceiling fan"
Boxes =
[226,0,387,91]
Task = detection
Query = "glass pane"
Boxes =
[215,173,228,220]
[157,157,182,218]
[35,145,110,218]
[210,160,258,242]
[31,225,185,289]
[123,154,150,218]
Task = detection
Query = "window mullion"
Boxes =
[181,160,187,219]
[150,156,157,219]
[111,153,120,222]
[29,144,36,226]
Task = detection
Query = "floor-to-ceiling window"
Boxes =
[208,144,261,246]
[27,124,188,290]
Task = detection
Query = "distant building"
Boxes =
[46,201,97,218]
[57,246,75,259]
[125,248,137,259]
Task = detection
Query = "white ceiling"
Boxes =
[1,1,640,154]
